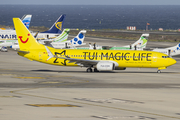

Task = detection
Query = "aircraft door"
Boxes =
[168,49,171,56]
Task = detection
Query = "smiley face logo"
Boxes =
[19,34,30,43]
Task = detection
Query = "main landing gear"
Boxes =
[86,68,99,72]
[94,68,99,72]
[86,68,92,72]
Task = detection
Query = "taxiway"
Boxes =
[0,37,180,120]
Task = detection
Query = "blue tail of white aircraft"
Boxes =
[70,30,86,46]
[21,14,32,29]
[42,14,66,34]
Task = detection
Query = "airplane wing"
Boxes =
[45,46,99,67]
[57,57,99,67]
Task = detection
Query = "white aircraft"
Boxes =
[49,30,86,49]
[1,14,66,50]
[152,43,180,56]
[38,28,70,45]
[0,14,32,40]
[11,29,86,50]
[0,14,32,49]
[35,14,66,39]
[74,33,149,50]
[12,28,70,50]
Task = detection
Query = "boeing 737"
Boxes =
[38,28,70,45]
[36,14,66,39]
[11,28,70,50]
[13,18,176,73]
[152,43,180,56]
[11,29,86,50]
[74,33,149,50]
[49,30,86,49]
[0,14,32,40]
[0,14,66,49]
[0,15,32,49]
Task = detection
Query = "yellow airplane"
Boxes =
[13,18,176,73]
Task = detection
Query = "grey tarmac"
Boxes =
[0,36,180,120]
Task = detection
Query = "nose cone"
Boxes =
[169,58,176,66]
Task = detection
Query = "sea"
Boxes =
[0,5,180,30]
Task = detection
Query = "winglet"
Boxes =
[45,46,54,61]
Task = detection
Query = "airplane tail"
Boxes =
[41,14,66,34]
[13,18,44,51]
[131,33,149,49]
[69,30,86,46]
[52,28,70,42]
[21,14,32,29]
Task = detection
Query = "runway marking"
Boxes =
[0,96,14,98]
[0,96,20,98]
[74,98,144,104]
[92,115,156,120]
[10,86,180,120]
[40,81,63,84]
[26,104,80,107]
[13,77,45,79]
[0,74,17,76]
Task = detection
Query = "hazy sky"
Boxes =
[1,0,180,5]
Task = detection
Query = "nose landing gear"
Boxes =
[157,70,161,73]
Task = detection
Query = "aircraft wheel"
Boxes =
[94,68,99,72]
[86,68,92,72]
[157,70,161,73]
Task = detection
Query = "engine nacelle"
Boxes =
[96,62,115,71]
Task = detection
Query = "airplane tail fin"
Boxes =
[131,33,149,49]
[69,30,86,46]
[13,18,44,51]
[52,28,70,42]
[21,14,32,29]
[41,14,66,34]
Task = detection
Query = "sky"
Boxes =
[1,0,180,5]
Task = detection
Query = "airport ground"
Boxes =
[1,36,180,120]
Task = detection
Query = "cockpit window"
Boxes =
[162,56,170,58]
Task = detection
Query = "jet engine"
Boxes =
[96,62,115,71]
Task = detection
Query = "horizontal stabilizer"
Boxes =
[45,46,55,61]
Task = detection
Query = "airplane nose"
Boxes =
[169,58,176,66]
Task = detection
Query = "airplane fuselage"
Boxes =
[18,49,175,70]
[0,30,17,39]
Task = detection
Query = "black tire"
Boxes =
[86,68,92,72]
[94,68,99,72]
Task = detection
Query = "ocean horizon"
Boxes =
[0,5,180,30]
